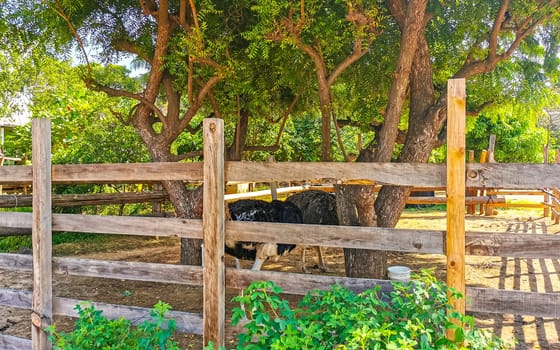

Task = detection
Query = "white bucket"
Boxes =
[387,265,411,282]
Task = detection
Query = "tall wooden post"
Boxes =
[202,118,226,347]
[478,150,488,215]
[466,150,475,214]
[31,118,53,349]
[267,155,278,200]
[446,79,466,332]
[543,145,550,218]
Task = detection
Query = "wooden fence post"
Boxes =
[31,118,53,350]
[446,79,466,332]
[466,150,475,214]
[543,145,550,218]
[267,155,278,200]
[478,150,487,215]
[202,118,226,347]
[484,135,497,216]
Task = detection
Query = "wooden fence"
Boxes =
[1,80,560,348]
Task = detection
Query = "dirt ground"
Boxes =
[1,202,560,349]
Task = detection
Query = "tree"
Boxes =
[345,0,559,277]
[1,0,218,264]
[368,0,560,231]
[4,60,149,164]
[15,0,320,265]
[245,0,383,161]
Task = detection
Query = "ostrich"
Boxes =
[286,190,338,272]
[226,199,303,271]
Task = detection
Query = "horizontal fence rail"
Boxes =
[2,162,560,189]
[4,212,560,259]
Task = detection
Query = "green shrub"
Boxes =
[220,270,512,350]
[46,300,179,350]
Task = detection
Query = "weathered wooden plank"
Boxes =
[2,161,559,189]
[0,288,203,334]
[52,162,204,183]
[0,288,32,309]
[226,268,394,296]
[467,163,560,188]
[4,267,560,319]
[466,287,560,318]
[53,257,203,286]
[0,212,445,254]
[0,227,33,236]
[0,254,389,296]
[0,212,31,229]
[0,192,169,208]
[0,166,33,184]
[405,196,505,205]
[0,253,33,270]
[226,221,445,254]
[4,216,560,260]
[31,118,53,349]
[0,212,203,238]
[0,254,203,286]
[52,213,203,238]
[0,334,31,350]
[465,232,560,258]
[225,162,446,186]
[202,118,226,347]
[0,163,203,184]
[53,297,204,335]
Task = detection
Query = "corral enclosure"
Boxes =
[1,80,560,348]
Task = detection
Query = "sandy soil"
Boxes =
[1,204,560,349]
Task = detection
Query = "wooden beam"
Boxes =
[225,162,445,186]
[267,155,278,200]
[0,191,169,208]
[466,287,560,318]
[0,212,202,238]
[446,79,466,324]
[1,161,559,188]
[202,118,226,347]
[0,162,203,184]
[467,150,476,214]
[0,288,203,335]
[31,118,53,350]
[405,196,505,205]
[0,334,31,349]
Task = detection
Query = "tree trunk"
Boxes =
[333,184,384,278]
[159,181,204,265]
[227,109,249,161]
[317,71,332,162]
[358,0,434,229]
[373,0,428,163]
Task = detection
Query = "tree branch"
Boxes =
[455,0,556,79]
[113,39,152,63]
[488,0,510,60]
[178,75,223,131]
[50,0,92,75]
[85,79,166,121]
[327,38,368,86]
[168,150,203,162]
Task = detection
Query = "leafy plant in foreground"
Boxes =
[225,270,512,349]
[46,300,179,350]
